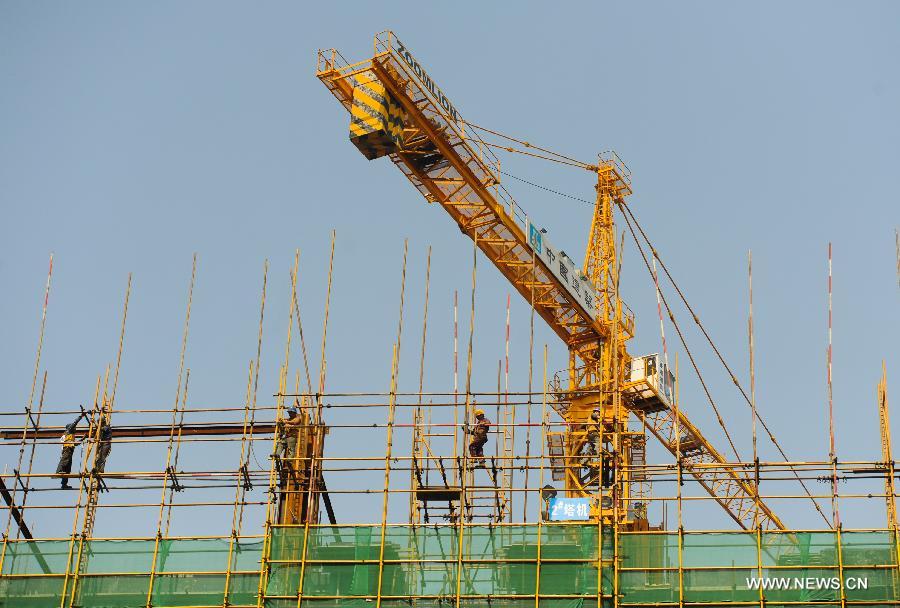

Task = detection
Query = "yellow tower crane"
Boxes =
[316,31,786,532]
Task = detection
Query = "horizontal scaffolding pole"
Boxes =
[0,421,278,440]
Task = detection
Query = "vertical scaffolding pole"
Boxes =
[376,241,408,608]
[279,251,300,415]
[835,522,847,608]
[277,252,300,526]
[755,524,764,608]
[648,255,668,516]
[533,344,548,608]
[12,371,48,525]
[877,363,896,528]
[611,303,621,608]
[523,250,536,523]
[827,243,840,529]
[8,253,55,550]
[163,373,192,536]
[61,360,110,608]
[146,255,197,607]
[292,257,313,398]
[675,353,684,608]
[62,367,105,608]
[313,231,336,438]
[453,290,459,486]
[285,235,339,606]
[748,259,763,608]
[375,345,399,608]
[296,233,337,606]
[503,293,519,523]
[748,250,761,529]
[251,260,269,424]
[463,235,477,522]
[875,362,900,597]
[108,273,132,410]
[75,273,131,557]
[26,254,53,420]
[253,256,282,606]
[455,235,477,605]
[410,246,431,523]
[223,360,256,607]
[0,370,48,579]
[5,251,56,567]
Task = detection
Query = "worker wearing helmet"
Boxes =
[586,408,602,457]
[277,402,303,462]
[467,406,491,468]
[56,413,86,489]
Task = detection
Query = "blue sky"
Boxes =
[1,2,898,536]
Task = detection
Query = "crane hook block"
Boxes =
[349,77,405,160]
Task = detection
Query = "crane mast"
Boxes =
[317,31,786,532]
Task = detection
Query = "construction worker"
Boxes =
[278,405,303,461]
[56,413,86,489]
[92,424,113,475]
[467,408,491,468]
[585,408,602,457]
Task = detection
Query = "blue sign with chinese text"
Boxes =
[547,497,591,521]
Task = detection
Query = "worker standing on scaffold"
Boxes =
[467,407,491,469]
[56,407,87,489]
[278,404,303,461]
[276,402,304,487]
[92,423,113,476]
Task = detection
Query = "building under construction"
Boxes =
[2,30,899,607]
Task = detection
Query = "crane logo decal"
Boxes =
[393,37,460,125]
[528,223,543,254]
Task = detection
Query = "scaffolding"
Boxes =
[1,241,899,608]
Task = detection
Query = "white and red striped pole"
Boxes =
[504,293,512,513]
[827,242,840,528]
[453,290,459,400]
[652,255,669,370]
[505,293,510,402]
[27,254,54,412]
[453,289,459,477]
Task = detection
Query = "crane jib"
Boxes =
[527,221,600,323]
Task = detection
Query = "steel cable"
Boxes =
[619,201,831,526]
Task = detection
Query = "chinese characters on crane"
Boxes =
[527,221,601,321]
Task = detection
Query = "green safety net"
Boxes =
[618,531,900,606]
[0,538,262,608]
[265,524,609,605]
[1,529,899,607]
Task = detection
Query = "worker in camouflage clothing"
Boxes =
[467,407,491,469]
[92,423,113,475]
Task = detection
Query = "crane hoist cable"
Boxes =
[498,170,594,205]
